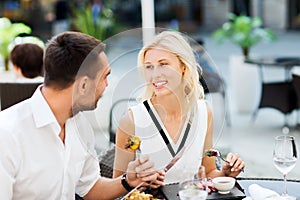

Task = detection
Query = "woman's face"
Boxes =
[143,48,185,97]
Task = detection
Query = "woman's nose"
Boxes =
[152,66,162,77]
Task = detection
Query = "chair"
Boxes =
[108,98,137,144]
[194,44,231,126]
[292,73,300,123]
[99,147,115,178]
[251,81,297,124]
[0,82,41,110]
[292,74,300,108]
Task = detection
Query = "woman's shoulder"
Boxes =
[195,99,212,118]
[118,109,135,135]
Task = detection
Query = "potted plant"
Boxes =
[0,17,31,71]
[212,13,276,59]
[71,0,126,41]
[212,13,276,113]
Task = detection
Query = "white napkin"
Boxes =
[243,184,281,200]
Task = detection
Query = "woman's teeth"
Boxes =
[154,81,167,87]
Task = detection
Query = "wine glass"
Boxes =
[179,166,207,200]
[178,178,208,200]
[273,135,297,199]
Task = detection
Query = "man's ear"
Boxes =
[78,76,89,95]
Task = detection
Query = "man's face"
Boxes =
[72,52,110,113]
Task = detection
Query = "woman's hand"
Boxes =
[221,153,245,177]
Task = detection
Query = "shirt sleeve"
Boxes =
[74,113,101,197]
[75,149,101,197]
[0,128,21,199]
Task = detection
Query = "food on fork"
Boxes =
[204,148,229,164]
[125,135,141,150]
[204,149,220,157]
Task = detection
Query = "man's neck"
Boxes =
[41,85,73,132]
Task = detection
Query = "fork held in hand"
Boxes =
[219,152,244,172]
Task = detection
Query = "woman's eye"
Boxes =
[145,65,153,69]
[159,63,168,67]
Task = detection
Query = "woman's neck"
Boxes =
[151,92,188,121]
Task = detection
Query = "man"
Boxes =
[0,32,159,199]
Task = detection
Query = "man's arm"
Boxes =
[84,156,158,200]
[0,128,19,199]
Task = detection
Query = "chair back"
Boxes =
[108,98,137,144]
[292,73,300,108]
[0,82,41,110]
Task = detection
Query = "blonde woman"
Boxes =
[113,31,245,186]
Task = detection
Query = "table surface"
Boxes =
[155,178,300,200]
[245,56,300,67]
[238,178,300,199]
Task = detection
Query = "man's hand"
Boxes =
[148,170,165,188]
[126,155,158,187]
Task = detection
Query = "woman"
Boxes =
[113,31,245,186]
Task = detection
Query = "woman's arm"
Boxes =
[201,105,245,178]
[113,109,135,178]
[201,106,225,178]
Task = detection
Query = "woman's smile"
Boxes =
[153,80,168,89]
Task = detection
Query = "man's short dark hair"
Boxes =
[10,43,44,78]
[44,31,105,89]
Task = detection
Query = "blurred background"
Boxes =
[0,0,299,40]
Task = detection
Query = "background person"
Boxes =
[113,31,245,185]
[10,43,44,82]
[0,31,159,199]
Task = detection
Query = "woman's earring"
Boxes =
[185,85,191,104]
[186,95,190,104]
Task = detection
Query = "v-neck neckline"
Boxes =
[145,100,191,156]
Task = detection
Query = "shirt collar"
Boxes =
[30,85,60,131]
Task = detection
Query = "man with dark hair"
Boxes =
[0,31,161,199]
[10,43,44,81]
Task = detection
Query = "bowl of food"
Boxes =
[212,177,235,194]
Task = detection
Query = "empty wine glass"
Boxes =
[273,135,297,199]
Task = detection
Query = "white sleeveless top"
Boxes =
[130,99,208,184]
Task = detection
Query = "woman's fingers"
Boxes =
[225,152,245,173]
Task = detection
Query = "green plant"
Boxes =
[0,17,31,71]
[212,13,276,59]
[72,1,124,41]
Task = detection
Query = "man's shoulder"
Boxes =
[0,100,32,130]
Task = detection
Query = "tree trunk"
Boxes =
[4,57,9,71]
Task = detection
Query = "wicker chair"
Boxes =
[292,73,300,124]
[99,146,115,178]
[292,74,300,108]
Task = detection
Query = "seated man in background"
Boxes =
[0,31,162,199]
[10,43,44,82]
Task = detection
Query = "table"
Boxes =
[245,57,300,125]
[158,178,300,200]
[238,178,300,199]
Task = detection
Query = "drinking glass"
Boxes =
[273,135,297,199]
[179,166,207,200]
[178,178,208,200]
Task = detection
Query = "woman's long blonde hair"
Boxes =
[137,31,204,105]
